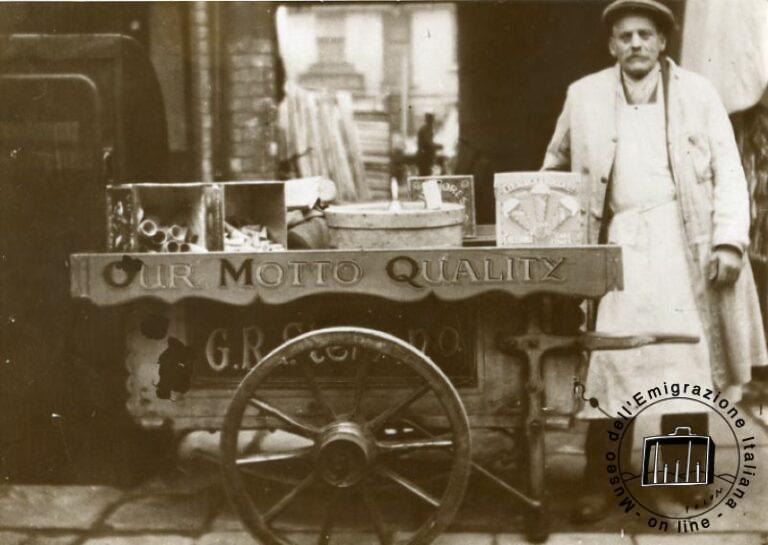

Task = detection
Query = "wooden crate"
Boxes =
[221,181,287,250]
[106,183,224,252]
[221,181,288,248]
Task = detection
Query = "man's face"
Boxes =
[609,13,667,80]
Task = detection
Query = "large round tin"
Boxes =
[324,201,465,249]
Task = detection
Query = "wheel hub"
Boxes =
[316,422,371,487]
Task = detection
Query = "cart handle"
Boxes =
[497,331,699,355]
[576,332,699,351]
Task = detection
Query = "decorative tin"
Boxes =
[494,172,584,246]
[408,175,477,238]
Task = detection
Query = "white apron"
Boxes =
[580,93,713,419]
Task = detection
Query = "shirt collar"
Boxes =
[619,62,662,105]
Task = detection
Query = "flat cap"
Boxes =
[602,0,676,33]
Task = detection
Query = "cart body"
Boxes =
[70,244,629,544]
[70,246,622,430]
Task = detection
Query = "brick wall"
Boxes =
[186,3,279,181]
[189,2,214,182]
[222,4,279,180]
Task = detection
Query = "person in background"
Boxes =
[417,112,442,176]
[542,0,767,522]
[390,132,408,185]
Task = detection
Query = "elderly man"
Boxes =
[542,0,767,521]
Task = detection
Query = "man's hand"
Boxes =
[708,246,743,287]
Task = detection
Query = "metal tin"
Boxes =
[325,201,465,249]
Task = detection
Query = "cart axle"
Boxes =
[316,421,372,488]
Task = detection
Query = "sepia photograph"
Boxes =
[1,1,768,544]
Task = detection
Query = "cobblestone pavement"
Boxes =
[2,410,768,545]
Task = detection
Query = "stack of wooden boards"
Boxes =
[354,110,392,200]
[280,82,392,203]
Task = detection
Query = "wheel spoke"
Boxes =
[299,359,336,421]
[401,415,436,436]
[350,358,369,419]
[361,484,390,545]
[472,462,541,509]
[365,385,430,432]
[237,446,314,466]
[249,398,321,438]
[197,448,302,485]
[403,416,539,508]
[317,489,342,545]
[239,466,302,486]
[376,436,453,454]
[375,466,440,508]
[264,472,315,523]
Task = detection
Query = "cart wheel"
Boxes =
[221,327,471,545]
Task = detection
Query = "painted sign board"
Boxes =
[70,246,622,306]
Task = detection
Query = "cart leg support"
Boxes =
[495,296,699,542]
[524,344,549,542]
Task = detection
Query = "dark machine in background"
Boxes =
[0,34,168,483]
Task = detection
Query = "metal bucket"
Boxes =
[325,202,465,249]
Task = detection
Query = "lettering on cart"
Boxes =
[140,263,197,289]
[204,323,464,373]
[206,322,315,372]
[206,326,264,372]
[205,326,362,372]
[309,345,359,364]
[386,255,566,288]
[103,257,198,290]
[103,255,567,292]
[407,326,462,356]
[219,259,364,288]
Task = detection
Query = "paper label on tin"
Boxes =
[408,175,476,237]
[422,180,443,209]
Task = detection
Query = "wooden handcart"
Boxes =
[69,245,693,544]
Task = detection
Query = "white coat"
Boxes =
[542,58,768,391]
